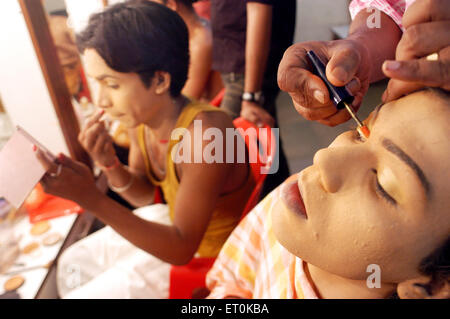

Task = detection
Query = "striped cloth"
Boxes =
[349,0,416,31]
[206,183,318,299]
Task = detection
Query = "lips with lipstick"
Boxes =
[281,179,308,218]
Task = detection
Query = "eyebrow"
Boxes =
[93,74,120,81]
[382,138,431,198]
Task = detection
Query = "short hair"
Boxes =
[77,0,189,97]
[160,0,199,8]
[418,236,450,296]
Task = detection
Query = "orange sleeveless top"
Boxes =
[137,100,255,257]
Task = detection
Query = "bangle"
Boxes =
[96,157,120,171]
[107,173,134,193]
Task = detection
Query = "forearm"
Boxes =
[244,2,272,92]
[103,163,155,208]
[83,193,195,265]
[348,10,402,82]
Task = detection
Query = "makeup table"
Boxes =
[0,208,96,299]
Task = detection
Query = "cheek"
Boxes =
[305,199,402,278]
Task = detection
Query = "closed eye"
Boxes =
[371,169,397,206]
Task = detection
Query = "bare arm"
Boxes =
[37,113,235,265]
[182,29,213,99]
[102,128,155,208]
[244,2,272,93]
[87,114,234,264]
[240,2,275,127]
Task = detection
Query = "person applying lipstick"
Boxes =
[206,88,450,299]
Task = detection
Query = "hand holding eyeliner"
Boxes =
[306,50,370,139]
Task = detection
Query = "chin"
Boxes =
[271,196,310,259]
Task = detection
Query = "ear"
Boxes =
[397,276,450,299]
[153,71,171,95]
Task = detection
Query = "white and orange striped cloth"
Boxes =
[206,184,318,299]
[349,0,416,31]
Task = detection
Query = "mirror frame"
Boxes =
[18,0,91,166]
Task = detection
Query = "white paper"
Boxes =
[0,126,54,208]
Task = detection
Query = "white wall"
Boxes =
[295,0,351,43]
[0,0,69,155]
[43,0,66,13]
[64,0,105,33]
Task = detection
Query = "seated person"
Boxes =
[34,1,254,298]
[112,0,223,149]
[206,88,450,299]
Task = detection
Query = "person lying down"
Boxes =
[206,88,450,299]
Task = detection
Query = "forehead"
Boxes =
[84,49,121,79]
[373,90,450,199]
[374,91,449,140]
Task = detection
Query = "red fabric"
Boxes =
[167,117,276,298]
[209,88,225,107]
[153,187,164,204]
[169,257,216,299]
[232,118,275,219]
[76,66,92,102]
[26,184,84,224]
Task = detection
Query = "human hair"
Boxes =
[417,236,450,296]
[159,0,198,8]
[76,0,189,97]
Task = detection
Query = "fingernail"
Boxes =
[32,145,37,152]
[347,78,360,93]
[332,67,348,83]
[384,61,401,71]
[313,90,326,104]
[58,153,65,162]
[99,109,105,115]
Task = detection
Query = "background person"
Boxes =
[210,0,296,197]
[35,1,254,298]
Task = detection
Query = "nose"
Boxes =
[313,145,369,193]
[95,87,111,109]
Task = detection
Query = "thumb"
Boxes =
[326,45,361,87]
[57,153,88,174]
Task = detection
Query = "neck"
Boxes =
[306,263,397,299]
[145,95,187,138]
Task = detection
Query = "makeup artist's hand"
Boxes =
[277,39,371,126]
[34,150,101,206]
[241,101,275,128]
[78,109,117,168]
[382,0,450,102]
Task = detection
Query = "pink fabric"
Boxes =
[349,0,416,31]
[206,185,319,299]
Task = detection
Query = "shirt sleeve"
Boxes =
[349,0,416,31]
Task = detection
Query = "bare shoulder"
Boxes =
[190,109,234,133]
[190,20,212,52]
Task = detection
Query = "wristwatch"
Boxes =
[242,91,264,105]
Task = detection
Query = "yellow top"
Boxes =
[137,100,255,257]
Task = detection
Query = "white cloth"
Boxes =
[56,204,172,299]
